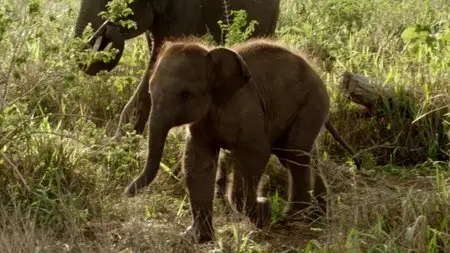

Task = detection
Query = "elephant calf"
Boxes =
[125,37,345,243]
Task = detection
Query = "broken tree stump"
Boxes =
[337,71,449,164]
[339,71,417,119]
[340,71,392,109]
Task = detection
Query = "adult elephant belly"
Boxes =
[151,0,281,45]
[151,2,224,44]
[230,0,281,36]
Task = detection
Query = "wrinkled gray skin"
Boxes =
[73,0,281,135]
[124,38,356,243]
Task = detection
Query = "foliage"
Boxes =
[401,22,450,56]
[99,0,137,30]
[218,9,259,46]
[200,9,259,47]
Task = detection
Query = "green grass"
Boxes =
[1,0,450,252]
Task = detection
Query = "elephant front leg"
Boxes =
[183,133,220,243]
[228,146,271,228]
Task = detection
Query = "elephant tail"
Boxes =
[325,120,361,169]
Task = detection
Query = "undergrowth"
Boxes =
[0,0,449,252]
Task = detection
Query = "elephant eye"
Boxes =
[179,89,193,101]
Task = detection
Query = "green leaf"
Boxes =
[441,32,450,43]
[401,25,431,42]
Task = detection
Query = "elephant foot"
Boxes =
[183,224,215,244]
[124,184,138,198]
[124,177,143,198]
[249,197,272,229]
[214,193,233,215]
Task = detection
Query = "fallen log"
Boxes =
[339,71,418,119]
[339,71,391,109]
[337,71,449,163]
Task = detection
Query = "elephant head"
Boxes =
[125,41,251,196]
[73,0,155,75]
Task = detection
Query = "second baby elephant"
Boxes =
[125,38,349,243]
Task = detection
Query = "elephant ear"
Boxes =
[208,47,251,106]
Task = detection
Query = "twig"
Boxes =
[0,70,50,110]
[412,104,450,124]
[1,153,30,192]
[220,0,231,44]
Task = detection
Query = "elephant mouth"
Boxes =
[80,21,125,76]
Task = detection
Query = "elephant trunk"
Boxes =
[73,0,103,38]
[125,115,170,197]
[73,0,125,75]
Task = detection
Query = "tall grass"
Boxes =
[0,0,449,251]
[278,0,450,166]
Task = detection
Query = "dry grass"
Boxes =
[2,159,449,252]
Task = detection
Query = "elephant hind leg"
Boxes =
[228,146,271,228]
[273,106,328,222]
[215,150,233,201]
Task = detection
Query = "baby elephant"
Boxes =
[125,38,344,243]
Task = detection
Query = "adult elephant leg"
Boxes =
[132,67,153,134]
[228,145,271,228]
[116,31,156,136]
